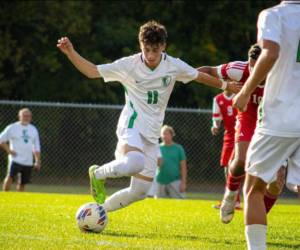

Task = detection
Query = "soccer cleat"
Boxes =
[89,165,106,204]
[212,202,221,210]
[220,193,236,224]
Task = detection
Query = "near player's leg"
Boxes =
[264,166,286,213]
[244,174,267,250]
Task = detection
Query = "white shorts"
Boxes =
[246,131,300,185]
[115,127,159,178]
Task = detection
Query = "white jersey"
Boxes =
[256,1,300,137]
[97,53,198,143]
[0,122,41,166]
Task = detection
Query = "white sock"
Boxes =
[224,188,238,199]
[103,177,152,212]
[245,224,267,250]
[94,151,145,180]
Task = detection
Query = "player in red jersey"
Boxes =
[211,90,241,209]
[198,44,285,224]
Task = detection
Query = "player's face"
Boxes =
[248,58,256,73]
[19,111,32,125]
[161,130,173,144]
[140,42,166,69]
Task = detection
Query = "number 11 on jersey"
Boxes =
[147,90,158,104]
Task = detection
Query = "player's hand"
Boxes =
[233,91,250,112]
[9,150,17,157]
[226,81,242,94]
[211,126,219,136]
[179,181,186,193]
[34,161,41,172]
[57,37,74,55]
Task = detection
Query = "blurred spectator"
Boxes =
[0,108,41,191]
[155,125,187,199]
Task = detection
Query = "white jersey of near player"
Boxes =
[97,53,198,143]
[0,122,41,166]
[256,1,300,137]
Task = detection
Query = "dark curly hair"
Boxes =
[138,20,168,46]
[248,43,262,60]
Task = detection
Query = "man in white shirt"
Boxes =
[233,1,300,249]
[57,20,239,213]
[0,108,41,191]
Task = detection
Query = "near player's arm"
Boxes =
[57,37,100,79]
[233,39,279,112]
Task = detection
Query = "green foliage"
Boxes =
[0,192,299,250]
[0,0,277,107]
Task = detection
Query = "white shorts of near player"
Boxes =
[115,127,160,178]
[246,131,300,184]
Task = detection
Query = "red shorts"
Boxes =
[235,118,256,142]
[220,144,234,167]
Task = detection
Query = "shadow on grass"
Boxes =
[268,242,300,249]
[104,231,201,241]
[103,230,239,245]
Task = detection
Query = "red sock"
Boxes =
[226,174,244,192]
[264,191,278,214]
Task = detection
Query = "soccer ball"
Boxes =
[75,202,108,233]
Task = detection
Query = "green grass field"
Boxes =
[0,192,299,250]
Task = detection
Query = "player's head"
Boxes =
[161,125,175,144]
[139,20,167,69]
[248,43,261,72]
[18,108,32,125]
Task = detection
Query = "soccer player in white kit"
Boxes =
[233,1,300,249]
[57,21,239,213]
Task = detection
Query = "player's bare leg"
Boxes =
[264,166,286,213]
[244,174,267,250]
[220,141,248,223]
[2,176,13,191]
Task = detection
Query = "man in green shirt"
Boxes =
[156,125,187,199]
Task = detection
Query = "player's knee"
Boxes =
[129,180,152,201]
[125,151,145,175]
[229,158,245,176]
[244,175,265,200]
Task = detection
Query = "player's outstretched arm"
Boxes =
[233,39,279,112]
[197,66,219,78]
[57,37,100,79]
[195,71,241,94]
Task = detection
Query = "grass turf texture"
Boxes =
[0,192,299,250]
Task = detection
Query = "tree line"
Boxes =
[0,0,277,108]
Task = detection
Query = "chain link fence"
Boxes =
[0,100,295,198]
